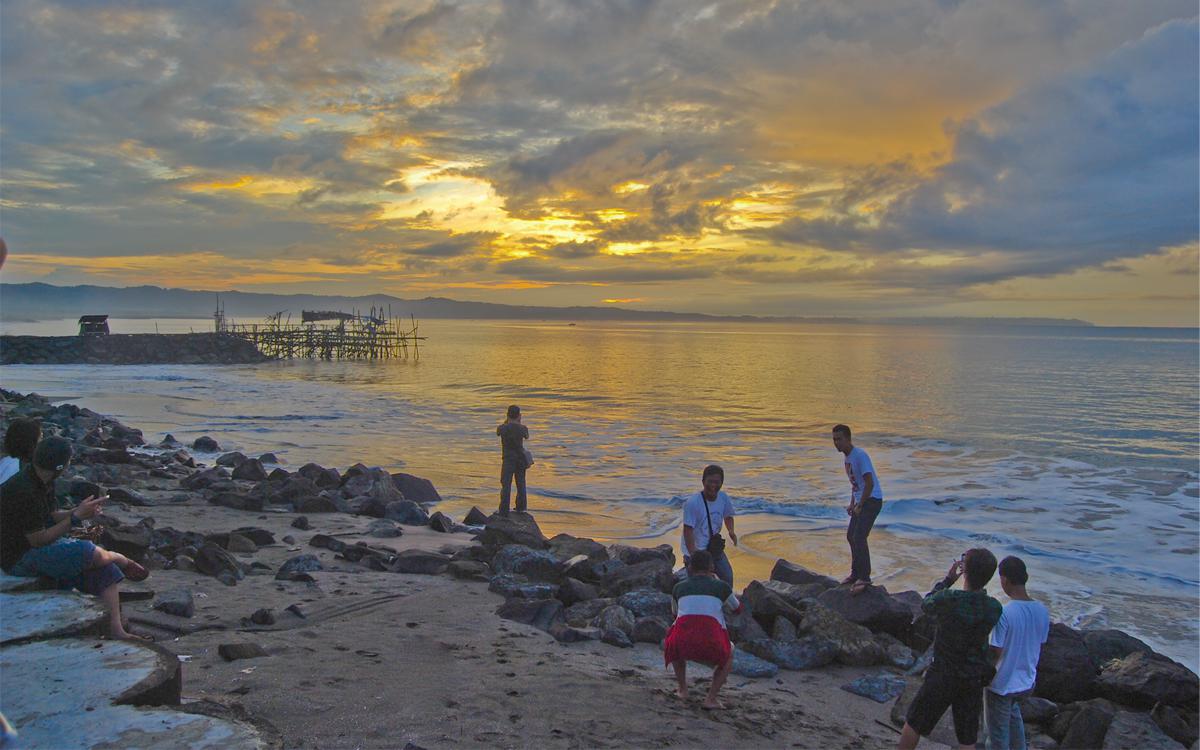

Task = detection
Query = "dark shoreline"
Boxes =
[0,333,271,365]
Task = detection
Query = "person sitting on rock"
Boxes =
[0,417,41,484]
[662,550,742,709]
[0,436,151,641]
[898,548,1002,750]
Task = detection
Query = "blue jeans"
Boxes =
[683,549,733,585]
[985,688,1029,750]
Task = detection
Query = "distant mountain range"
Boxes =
[0,282,1093,327]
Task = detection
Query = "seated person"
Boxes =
[662,550,741,709]
[0,418,41,484]
[0,436,150,641]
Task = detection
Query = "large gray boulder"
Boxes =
[1083,629,1156,669]
[594,605,636,638]
[617,590,673,623]
[563,598,614,627]
[632,617,669,644]
[383,500,430,525]
[740,637,837,670]
[1036,623,1100,704]
[816,585,914,637]
[391,472,442,504]
[740,580,805,632]
[1102,711,1182,749]
[491,545,562,582]
[1048,698,1116,748]
[796,598,888,666]
[496,597,563,632]
[231,458,268,481]
[194,542,245,582]
[607,544,674,567]
[770,559,839,590]
[557,578,600,607]
[548,534,609,563]
[600,559,674,596]
[480,513,549,550]
[389,549,451,575]
[153,588,195,618]
[731,648,780,678]
[489,575,558,600]
[1096,651,1199,708]
[1151,703,1200,748]
[298,463,340,488]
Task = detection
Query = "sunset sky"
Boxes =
[1,1,1197,325]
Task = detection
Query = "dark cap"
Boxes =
[33,436,72,472]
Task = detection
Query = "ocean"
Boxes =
[2,317,1197,668]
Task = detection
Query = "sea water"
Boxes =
[2,318,1197,667]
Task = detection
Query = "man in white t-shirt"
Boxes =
[679,464,738,585]
[985,556,1050,750]
[832,424,884,594]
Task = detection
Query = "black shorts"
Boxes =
[905,670,982,746]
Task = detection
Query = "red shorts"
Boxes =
[663,616,732,667]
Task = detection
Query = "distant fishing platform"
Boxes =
[215,302,425,361]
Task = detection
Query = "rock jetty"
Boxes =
[1,333,270,364]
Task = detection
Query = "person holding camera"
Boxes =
[898,548,1003,750]
[680,464,737,585]
[496,404,531,515]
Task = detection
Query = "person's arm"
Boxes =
[922,559,963,613]
[683,525,697,556]
[854,473,875,514]
[723,515,737,546]
[26,495,103,548]
[724,592,743,615]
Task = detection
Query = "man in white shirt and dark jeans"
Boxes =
[986,556,1050,750]
[680,464,738,585]
[833,424,884,594]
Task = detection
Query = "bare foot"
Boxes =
[111,628,154,642]
[675,687,689,701]
[850,580,870,595]
[701,699,725,710]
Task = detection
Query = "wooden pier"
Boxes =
[215,303,424,360]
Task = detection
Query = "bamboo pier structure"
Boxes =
[215,302,424,360]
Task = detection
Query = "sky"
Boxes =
[1,1,1197,325]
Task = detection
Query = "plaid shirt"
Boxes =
[922,581,1003,680]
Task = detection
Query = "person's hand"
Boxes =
[729,531,738,547]
[852,503,863,516]
[73,494,106,521]
[945,558,964,582]
[846,503,855,517]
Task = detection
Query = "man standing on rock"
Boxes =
[681,464,737,585]
[832,424,883,595]
[985,556,1050,750]
[496,405,530,514]
[898,548,1003,750]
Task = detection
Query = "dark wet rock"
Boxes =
[275,554,323,580]
[617,590,673,623]
[366,519,403,538]
[171,554,198,572]
[463,506,489,526]
[495,597,563,632]
[797,599,888,667]
[1021,696,1059,725]
[267,467,290,482]
[1048,698,1116,747]
[391,472,442,504]
[257,453,279,464]
[218,643,267,662]
[291,516,310,530]
[632,617,669,644]
[296,495,338,513]
[600,559,674,596]
[726,606,769,644]
[231,527,274,547]
[281,535,295,545]
[195,543,244,581]
[732,648,780,678]
[267,475,320,504]
[250,608,275,626]
[564,598,614,627]
[594,605,635,638]
[557,578,600,606]
[1101,710,1180,749]
[601,628,634,648]
[481,513,549,550]
[770,559,840,590]
[108,487,152,507]
[492,545,562,582]
[741,580,805,631]
[742,637,837,670]
[159,434,180,447]
[208,492,264,512]
[216,452,248,468]
[298,463,340,489]
[1151,702,1200,747]
[450,545,492,563]
[181,466,230,490]
[247,561,274,576]
[69,479,103,500]
[389,549,450,575]
[608,544,675,568]
[308,534,346,553]
[232,459,268,482]
[98,523,152,560]
[841,673,907,703]
[1037,623,1100,704]
[447,560,490,581]
[816,585,913,637]
[773,616,798,642]
[548,623,600,643]
[427,511,461,534]
[384,500,430,526]
[192,436,221,452]
[225,533,258,554]
[548,534,609,563]
[489,575,558,600]
[588,558,627,581]
[1097,651,1199,708]
[876,632,917,670]
[153,588,195,618]
[1083,629,1157,669]
[171,451,196,468]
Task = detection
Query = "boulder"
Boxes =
[268,476,321,505]
[192,436,221,452]
[308,534,346,553]
[1036,623,1100,704]
[488,575,559,600]
[495,597,563,632]
[1083,629,1156,669]
[600,559,674,596]
[594,605,636,638]
[171,554,197,572]
[491,545,562,582]
[181,466,229,490]
[267,468,290,482]
[225,533,258,554]
[298,463,340,489]
[762,578,831,604]
[796,599,888,666]
[1049,698,1116,747]
[601,628,634,648]
[218,643,267,662]
[741,637,837,670]
[732,648,780,678]
[389,549,450,575]
[548,534,609,563]
[771,559,839,590]
[841,673,907,703]
[741,580,805,631]
[291,516,311,530]
[98,523,152,560]
[428,512,460,533]
[557,578,599,607]
[258,453,279,464]
[726,606,769,644]
[1097,651,1199,709]
[107,487,153,506]
[608,544,674,568]
[250,608,275,626]
[208,492,264,512]
[1021,696,1059,725]
[463,506,489,526]
[480,513,549,550]
[772,616,798,642]
[231,527,274,547]
[153,588,195,618]
[391,472,442,504]
[366,520,403,538]
[194,543,244,582]
[876,632,917,670]
[447,561,490,581]
[1102,710,1181,749]
[547,623,601,643]
[275,554,323,580]
[816,585,914,637]
[68,479,103,501]
[231,459,268,482]
[564,599,614,627]
[216,452,248,468]
[296,495,338,513]
[617,590,674,623]
[1151,702,1200,747]
[632,617,669,644]
[384,500,430,526]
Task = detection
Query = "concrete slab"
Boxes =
[1,639,268,749]
[0,591,106,644]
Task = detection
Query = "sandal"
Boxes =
[840,575,856,585]
[849,580,871,595]
[123,561,149,582]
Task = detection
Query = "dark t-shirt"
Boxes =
[496,422,529,462]
[0,465,53,571]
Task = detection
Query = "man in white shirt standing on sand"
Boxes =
[833,424,884,594]
[680,464,738,585]
[985,556,1050,750]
